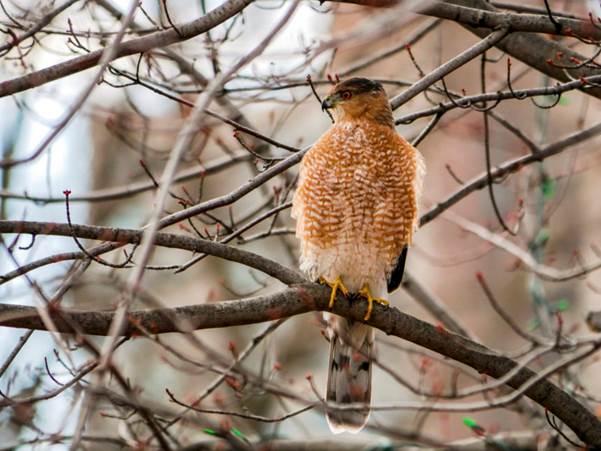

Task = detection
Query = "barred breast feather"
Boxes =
[292,119,424,295]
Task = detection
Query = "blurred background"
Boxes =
[1,0,601,448]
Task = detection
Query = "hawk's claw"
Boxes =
[319,276,349,308]
[358,283,389,321]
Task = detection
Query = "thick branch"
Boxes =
[331,0,601,100]
[0,220,303,285]
[0,0,254,98]
[421,2,601,40]
[1,284,600,445]
[437,0,601,100]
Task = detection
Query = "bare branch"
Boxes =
[390,27,509,109]
[420,2,601,40]
[0,285,600,445]
[420,121,601,226]
[0,0,254,98]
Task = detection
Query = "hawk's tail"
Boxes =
[326,318,373,434]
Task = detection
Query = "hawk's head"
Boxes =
[321,77,393,126]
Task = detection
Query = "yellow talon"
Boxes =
[319,276,349,309]
[358,283,389,321]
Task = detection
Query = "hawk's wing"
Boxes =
[387,135,425,293]
[387,245,407,293]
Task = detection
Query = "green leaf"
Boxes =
[231,427,245,439]
[542,177,557,200]
[463,417,478,428]
[463,416,486,434]
[558,95,570,106]
[202,428,217,436]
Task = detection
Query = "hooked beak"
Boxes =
[321,96,334,111]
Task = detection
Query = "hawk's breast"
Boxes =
[292,120,423,293]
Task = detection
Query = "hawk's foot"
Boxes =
[358,283,389,321]
[319,276,350,309]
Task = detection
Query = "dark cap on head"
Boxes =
[321,77,391,124]
[333,77,384,95]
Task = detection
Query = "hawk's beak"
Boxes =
[321,97,334,111]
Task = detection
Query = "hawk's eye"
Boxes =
[341,91,352,100]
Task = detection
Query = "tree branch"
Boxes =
[437,0,601,100]
[420,120,601,226]
[0,284,600,445]
[390,27,509,109]
[395,75,601,124]
[0,220,304,285]
[0,152,251,203]
[420,1,601,40]
[0,0,254,98]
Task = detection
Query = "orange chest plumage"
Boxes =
[293,120,419,251]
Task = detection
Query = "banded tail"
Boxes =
[326,318,374,433]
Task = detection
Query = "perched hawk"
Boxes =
[292,77,425,433]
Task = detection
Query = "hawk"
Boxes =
[291,77,425,433]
